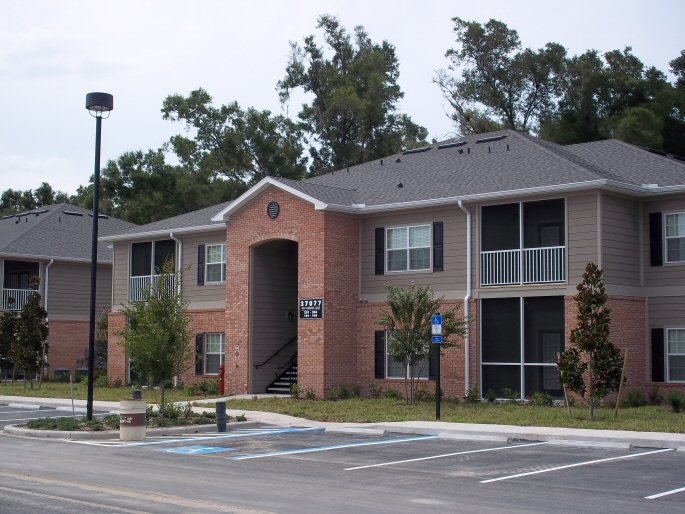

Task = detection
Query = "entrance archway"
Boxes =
[249,240,298,393]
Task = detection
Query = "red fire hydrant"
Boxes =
[219,364,225,396]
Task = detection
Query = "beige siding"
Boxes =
[644,197,685,288]
[180,231,227,308]
[48,262,111,320]
[567,193,599,285]
[601,194,640,287]
[360,206,467,298]
[649,296,685,327]
[112,242,129,308]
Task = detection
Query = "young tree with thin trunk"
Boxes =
[558,263,623,419]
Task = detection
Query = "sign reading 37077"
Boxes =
[299,298,323,319]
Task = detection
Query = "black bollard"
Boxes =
[216,401,227,432]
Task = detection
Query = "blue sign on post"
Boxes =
[431,335,443,344]
[431,313,442,343]
[431,314,442,326]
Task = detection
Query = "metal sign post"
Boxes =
[431,314,442,420]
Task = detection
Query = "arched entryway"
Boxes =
[249,239,298,393]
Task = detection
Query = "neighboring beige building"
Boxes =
[0,203,135,377]
[105,131,685,399]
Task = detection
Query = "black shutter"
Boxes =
[375,228,385,275]
[651,328,665,382]
[374,331,386,378]
[428,343,439,380]
[197,244,205,285]
[433,221,444,272]
[649,213,663,266]
[195,334,204,375]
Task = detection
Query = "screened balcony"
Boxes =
[2,260,39,310]
[480,199,566,286]
[128,239,176,301]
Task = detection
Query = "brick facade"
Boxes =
[47,320,89,374]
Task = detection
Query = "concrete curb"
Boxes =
[546,440,632,450]
[2,420,263,440]
[7,403,42,410]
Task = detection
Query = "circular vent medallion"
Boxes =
[267,201,280,219]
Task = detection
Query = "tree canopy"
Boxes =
[278,15,428,175]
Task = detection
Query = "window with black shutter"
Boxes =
[375,228,384,275]
[197,244,206,285]
[651,328,665,382]
[649,213,663,267]
[195,334,204,375]
[374,331,385,378]
[433,221,443,272]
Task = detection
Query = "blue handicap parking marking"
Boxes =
[159,445,234,455]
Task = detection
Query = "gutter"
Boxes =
[457,201,472,394]
[99,224,225,243]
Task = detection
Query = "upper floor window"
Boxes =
[386,224,431,272]
[665,213,685,263]
[667,329,685,381]
[130,240,175,276]
[205,244,226,283]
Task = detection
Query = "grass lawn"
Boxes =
[200,397,685,433]
[0,381,210,404]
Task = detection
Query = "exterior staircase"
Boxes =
[266,361,297,395]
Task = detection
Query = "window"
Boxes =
[130,240,175,276]
[385,331,429,379]
[203,333,225,375]
[205,244,226,283]
[386,225,431,272]
[665,213,685,263]
[667,329,685,381]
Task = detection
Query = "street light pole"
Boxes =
[85,92,113,420]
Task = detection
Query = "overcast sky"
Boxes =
[1,0,683,196]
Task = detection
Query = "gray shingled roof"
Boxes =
[0,203,136,262]
[291,130,685,207]
[103,200,232,238]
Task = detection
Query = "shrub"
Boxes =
[529,391,554,407]
[235,413,247,422]
[648,386,664,405]
[485,389,497,403]
[94,374,110,388]
[290,384,301,399]
[415,387,434,402]
[367,383,383,398]
[382,388,401,400]
[501,388,520,403]
[325,385,350,401]
[622,389,646,408]
[303,387,317,400]
[102,414,120,429]
[463,387,480,403]
[667,391,685,413]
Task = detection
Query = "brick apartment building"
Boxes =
[104,130,685,399]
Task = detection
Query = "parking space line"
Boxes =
[645,485,685,500]
[480,448,673,483]
[232,434,437,460]
[345,441,547,471]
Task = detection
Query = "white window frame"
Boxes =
[205,243,226,283]
[385,330,429,380]
[666,328,685,382]
[664,212,685,264]
[385,224,432,273]
[203,333,225,375]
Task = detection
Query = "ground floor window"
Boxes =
[195,333,225,375]
[480,296,564,399]
[375,330,435,380]
[667,329,685,381]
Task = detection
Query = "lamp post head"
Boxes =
[85,92,113,116]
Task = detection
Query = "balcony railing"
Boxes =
[480,246,565,286]
[129,274,176,301]
[1,288,37,311]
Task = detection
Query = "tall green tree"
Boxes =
[278,15,428,175]
[118,264,192,414]
[378,285,465,404]
[558,263,623,420]
[162,89,307,185]
[435,17,566,135]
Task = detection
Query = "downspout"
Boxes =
[169,232,182,295]
[458,201,472,393]
[44,259,54,313]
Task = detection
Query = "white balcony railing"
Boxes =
[1,288,36,310]
[129,274,176,301]
[480,246,565,286]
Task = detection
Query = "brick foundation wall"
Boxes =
[47,320,89,374]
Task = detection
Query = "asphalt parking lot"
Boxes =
[64,425,685,510]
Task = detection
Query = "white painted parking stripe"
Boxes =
[232,435,437,460]
[480,448,673,483]
[345,441,547,471]
[645,485,685,500]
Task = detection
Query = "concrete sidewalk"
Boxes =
[2,394,685,450]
